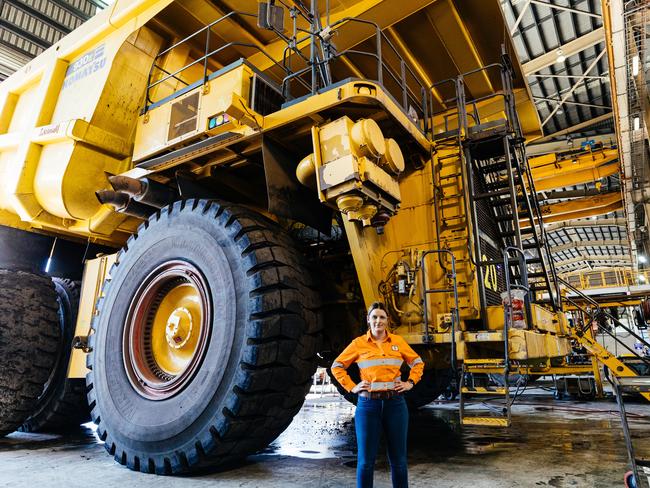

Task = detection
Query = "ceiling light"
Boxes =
[639,274,646,282]
[556,48,566,64]
[634,116,641,131]
[590,216,598,221]
[639,255,647,264]
[556,104,563,115]
[632,55,640,77]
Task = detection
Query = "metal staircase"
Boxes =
[431,53,564,427]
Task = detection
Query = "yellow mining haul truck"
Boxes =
[0,0,577,474]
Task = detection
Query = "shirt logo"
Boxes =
[391,345,399,351]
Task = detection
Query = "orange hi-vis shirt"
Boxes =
[331,331,424,392]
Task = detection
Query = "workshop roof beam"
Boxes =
[531,112,613,143]
[551,239,628,254]
[529,0,601,19]
[542,49,607,126]
[544,218,626,232]
[521,27,605,76]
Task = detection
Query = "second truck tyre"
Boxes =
[20,278,90,433]
[87,199,321,474]
[0,270,60,436]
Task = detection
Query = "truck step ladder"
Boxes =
[612,376,650,488]
[459,362,512,427]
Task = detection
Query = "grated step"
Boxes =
[463,358,506,365]
[461,387,508,395]
[461,417,511,427]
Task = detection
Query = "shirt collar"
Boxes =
[366,330,393,342]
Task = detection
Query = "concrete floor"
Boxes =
[0,392,648,488]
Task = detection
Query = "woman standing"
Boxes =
[332,301,424,488]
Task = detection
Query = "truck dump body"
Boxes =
[0,0,537,245]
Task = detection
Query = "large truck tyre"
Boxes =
[21,278,90,433]
[87,200,322,474]
[0,270,60,436]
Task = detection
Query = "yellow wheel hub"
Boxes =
[150,283,202,376]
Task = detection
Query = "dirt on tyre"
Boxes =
[0,270,60,436]
[20,278,90,433]
[87,199,321,474]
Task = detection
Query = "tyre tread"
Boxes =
[86,199,322,474]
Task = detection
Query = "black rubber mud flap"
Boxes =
[86,199,322,474]
[21,278,89,432]
[0,270,59,436]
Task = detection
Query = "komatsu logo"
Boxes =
[62,45,107,89]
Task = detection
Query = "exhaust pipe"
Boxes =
[108,175,177,209]
[96,190,157,220]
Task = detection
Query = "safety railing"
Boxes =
[420,249,459,369]
[280,16,430,133]
[559,276,650,368]
[142,9,432,134]
[142,11,298,112]
[564,269,650,290]
[429,53,521,140]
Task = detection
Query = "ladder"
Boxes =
[612,375,650,488]
[458,247,528,427]
[459,360,511,427]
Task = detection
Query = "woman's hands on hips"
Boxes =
[352,380,371,394]
[394,380,414,393]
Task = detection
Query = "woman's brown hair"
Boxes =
[367,301,388,317]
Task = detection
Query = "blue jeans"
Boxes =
[355,395,409,488]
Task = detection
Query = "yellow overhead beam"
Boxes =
[530,148,619,191]
[522,192,623,227]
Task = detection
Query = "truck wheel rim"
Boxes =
[123,260,211,400]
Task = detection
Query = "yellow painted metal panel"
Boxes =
[68,253,118,379]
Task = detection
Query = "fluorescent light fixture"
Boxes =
[556,48,566,64]
[634,116,641,131]
[632,55,639,76]
[590,216,598,220]
[45,257,52,273]
[639,255,647,264]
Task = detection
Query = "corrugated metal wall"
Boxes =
[0,0,107,81]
